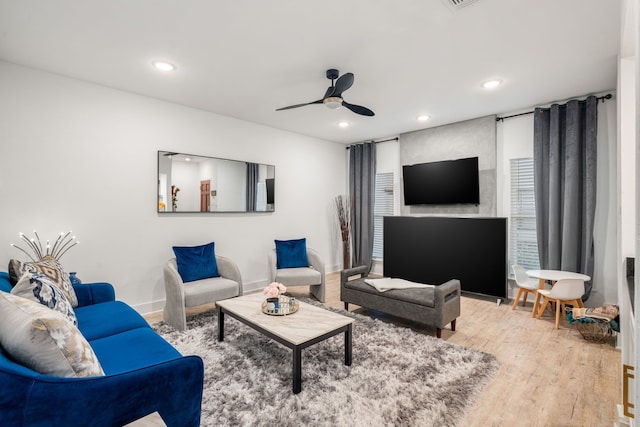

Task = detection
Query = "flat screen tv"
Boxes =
[402,157,479,205]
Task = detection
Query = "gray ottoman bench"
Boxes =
[340,265,461,338]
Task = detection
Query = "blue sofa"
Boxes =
[0,272,204,427]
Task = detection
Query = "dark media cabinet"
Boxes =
[384,216,507,300]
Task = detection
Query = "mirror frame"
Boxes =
[157,150,275,213]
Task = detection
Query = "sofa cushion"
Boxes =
[275,266,321,286]
[344,277,436,308]
[9,257,78,307]
[183,276,240,307]
[275,238,309,269]
[11,270,77,326]
[172,242,219,283]
[75,301,150,341]
[0,292,104,377]
[89,328,183,375]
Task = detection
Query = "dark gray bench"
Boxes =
[340,265,461,338]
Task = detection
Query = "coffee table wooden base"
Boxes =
[217,305,353,394]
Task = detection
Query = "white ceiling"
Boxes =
[0,0,621,144]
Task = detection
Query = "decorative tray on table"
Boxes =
[261,297,299,316]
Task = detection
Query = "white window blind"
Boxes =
[510,158,540,271]
[373,172,394,259]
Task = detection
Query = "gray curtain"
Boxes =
[533,95,597,300]
[349,142,376,270]
[246,162,258,211]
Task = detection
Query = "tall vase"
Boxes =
[342,240,350,269]
[69,272,82,285]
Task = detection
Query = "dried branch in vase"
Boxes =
[334,195,352,269]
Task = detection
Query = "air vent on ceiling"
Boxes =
[441,0,480,11]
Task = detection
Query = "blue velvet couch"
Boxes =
[0,272,204,427]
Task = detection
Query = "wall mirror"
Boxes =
[158,150,275,213]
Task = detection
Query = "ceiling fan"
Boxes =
[276,69,375,116]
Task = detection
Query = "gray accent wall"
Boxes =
[399,115,497,216]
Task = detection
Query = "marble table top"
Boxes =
[216,293,354,346]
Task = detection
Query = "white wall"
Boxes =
[399,116,497,217]
[620,57,637,258]
[596,97,620,306]
[495,112,534,293]
[216,159,246,212]
[496,114,534,219]
[171,161,200,212]
[371,139,400,275]
[0,61,347,314]
[618,52,637,416]
[619,0,640,417]
[375,139,402,216]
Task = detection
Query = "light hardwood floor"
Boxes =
[145,272,621,427]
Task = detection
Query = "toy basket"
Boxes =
[575,319,614,343]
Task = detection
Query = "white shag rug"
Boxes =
[153,300,499,427]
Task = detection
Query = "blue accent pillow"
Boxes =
[172,242,219,283]
[275,238,309,269]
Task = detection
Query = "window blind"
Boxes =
[373,172,394,259]
[510,158,540,271]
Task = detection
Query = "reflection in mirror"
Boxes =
[158,151,275,213]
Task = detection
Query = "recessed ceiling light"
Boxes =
[338,121,350,128]
[417,115,430,122]
[481,79,502,89]
[152,61,176,72]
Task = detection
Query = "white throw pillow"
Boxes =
[0,292,104,377]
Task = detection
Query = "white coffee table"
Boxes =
[216,293,354,394]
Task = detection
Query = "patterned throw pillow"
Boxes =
[8,257,78,307]
[8,259,21,285]
[11,271,78,326]
[0,292,104,377]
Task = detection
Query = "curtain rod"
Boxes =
[346,137,398,150]
[496,93,613,122]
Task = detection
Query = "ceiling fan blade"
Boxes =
[342,101,375,116]
[276,100,323,111]
[331,73,354,97]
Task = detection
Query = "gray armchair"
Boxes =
[268,247,326,302]
[163,255,243,331]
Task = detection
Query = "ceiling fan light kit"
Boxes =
[276,69,375,116]
[323,97,343,109]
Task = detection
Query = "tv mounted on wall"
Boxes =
[402,156,479,205]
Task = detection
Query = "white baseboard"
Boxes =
[327,263,341,274]
[132,299,165,316]
[243,279,268,294]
